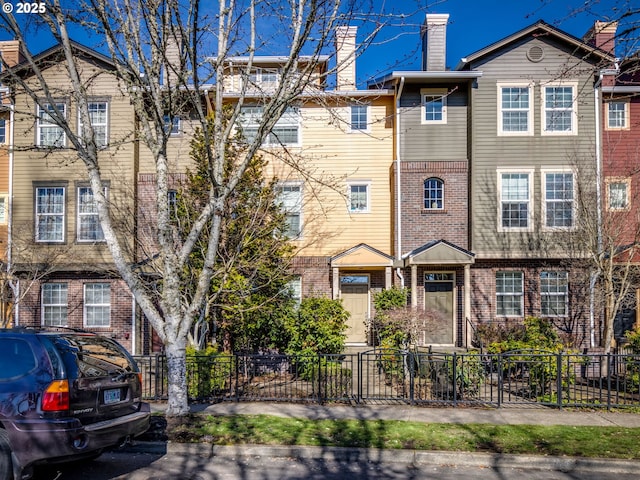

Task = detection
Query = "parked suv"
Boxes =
[0,328,150,479]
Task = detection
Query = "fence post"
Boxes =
[318,355,323,405]
[408,351,415,404]
[453,352,458,407]
[607,353,612,411]
[497,353,502,408]
[556,352,562,409]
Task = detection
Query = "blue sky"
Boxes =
[356,0,630,85]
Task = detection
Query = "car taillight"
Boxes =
[42,380,70,412]
[137,373,143,389]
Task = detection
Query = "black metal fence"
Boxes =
[134,349,640,409]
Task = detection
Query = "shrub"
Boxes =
[185,346,233,400]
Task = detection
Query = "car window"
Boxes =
[0,338,37,380]
[52,335,136,378]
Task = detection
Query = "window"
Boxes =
[421,89,447,124]
[163,114,181,135]
[84,283,111,327]
[424,178,444,210]
[348,183,369,213]
[79,101,108,147]
[287,276,302,307]
[542,84,577,134]
[77,186,106,242]
[606,101,628,130]
[350,105,368,131]
[42,283,68,326]
[0,195,6,224]
[498,84,532,135]
[496,272,523,317]
[35,186,65,242]
[248,68,280,88]
[277,183,302,238]
[541,271,568,317]
[608,179,629,211]
[37,102,66,147]
[543,171,574,229]
[0,119,5,144]
[498,171,532,231]
[239,106,300,146]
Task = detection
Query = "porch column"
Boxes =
[332,267,340,300]
[411,264,418,308]
[464,264,471,348]
[385,266,392,289]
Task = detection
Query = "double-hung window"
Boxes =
[350,105,368,131]
[79,101,108,147]
[542,84,577,134]
[0,195,6,224]
[240,106,300,146]
[424,178,444,210]
[77,186,106,242]
[498,84,532,135]
[541,271,568,317]
[163,114,181,135]
[606,101,628,130]
[607,179,630,211]
[0,118,5,144]
[496,272,523,317]
[37,102,66,147]
[35,186,65,242]
[348,183,369,213]
[84,283,111,327]
[421,89,447,124]
[277,183,302,238]
[42,283,68,326]
[498,171,532,231]
[543,171,574,229]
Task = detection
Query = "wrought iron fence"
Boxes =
[133,349,640,409]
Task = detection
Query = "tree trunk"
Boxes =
[164,335,190,416]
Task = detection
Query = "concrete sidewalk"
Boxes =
[150,401,640,428]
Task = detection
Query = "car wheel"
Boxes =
[0,430,14,480]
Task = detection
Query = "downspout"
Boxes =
[7,102,16,326]
[395,77,405,287]
[590,73,603,348]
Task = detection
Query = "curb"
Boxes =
[129,441,640,474]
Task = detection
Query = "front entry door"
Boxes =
[341,276,369,344]
[424,279,454,345]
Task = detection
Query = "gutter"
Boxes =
[395,77,405,287]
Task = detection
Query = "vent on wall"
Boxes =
[527,45,544,62]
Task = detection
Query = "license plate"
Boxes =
[104,388,121,404]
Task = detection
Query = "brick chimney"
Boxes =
[583,20,617,55]
[335,26,357,91]
[422,14,449,71]
[0,40,24,68]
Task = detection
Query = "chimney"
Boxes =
[163,35,182,86]
[335,26,357,91]
[0,40,24,68]
[583,20,617,56]
[422,14,449,71]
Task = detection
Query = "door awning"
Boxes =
[403,240,475,266]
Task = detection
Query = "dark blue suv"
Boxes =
[0,329,150,479]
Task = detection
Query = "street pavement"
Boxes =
[130,401,640,476]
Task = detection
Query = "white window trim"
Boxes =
[78,101,109,148]
[541,168,576,231]
[0,118,6,144]
[420,88,447,125]
[541,82,578,136]
[497,82,534,136]
[606,177,631,211]
[277,181,303,239]
[77,185,107,243]
[496,271,524,318]
[41,283,68,327]
[540,271,568,318]
[83,283,111,327]
[605,100,630,131]
[347,181,371,213]
[0,194,7,225]
[37,102,67,147]
[35,186,66,243]
[424,177,445,210]
[163,114,181,136]
[497,168,534,232]
[239,106,302,147]
[348,104,370,133]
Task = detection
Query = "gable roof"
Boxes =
[330,243,394,268]
[403,240,474,266]
[456,20,617,70]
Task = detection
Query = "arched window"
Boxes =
[424,178,444,210]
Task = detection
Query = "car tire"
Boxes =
[0,430,14,480]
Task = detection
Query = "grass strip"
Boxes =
[165,414,640,460]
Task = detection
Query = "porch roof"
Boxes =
[403,240,475,266]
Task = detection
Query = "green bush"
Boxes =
[185,346,233,400]
[372,287,409,349]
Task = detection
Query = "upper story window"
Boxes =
[287,276,302,307]
[424,177,444,210]
[542,84,577,135]
[248,68,280,88]
[0,194,7,224]
[78,101,108,147]
[37,102,66,147]
[348,182,369,213]
[540,271,568,317]
[543,171,574,229]
[607,179,630,211]
[77,186,106,242]
[277,183,302,238]
[350,105,369,131]
[498,170,532,231]
[239,106,300,146]
[606,101,628,130]
[35,186,65,243]
[498,84,533,135]
[42,283,68,327]
[163,115,181,135]
[0,119,5,144]
[421,89,447,124]
[84,283,111,327]
[496,271,523,317]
